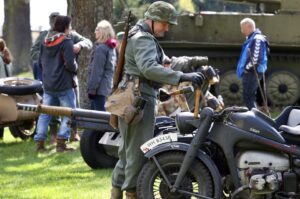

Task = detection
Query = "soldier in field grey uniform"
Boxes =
[110,1,205,199]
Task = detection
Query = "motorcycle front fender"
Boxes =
[144,142,222,196]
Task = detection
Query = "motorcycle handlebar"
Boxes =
[213,106,249,119]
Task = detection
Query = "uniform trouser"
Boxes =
[112,93,156,191]
[242,71,262,110]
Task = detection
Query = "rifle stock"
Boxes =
[113,11,131,90]
[110,11,132,129]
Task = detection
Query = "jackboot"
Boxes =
[36,141,46,152]
[125,191,137,199]
[56,138,74,152]
[110,186,123,199]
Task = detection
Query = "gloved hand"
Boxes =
[158,88,171,102]
[179,72,205,87]
[88,90,96,100]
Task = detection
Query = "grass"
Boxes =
[0,129,113,199]
[16,71,34,79]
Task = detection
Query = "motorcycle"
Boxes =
[137,96,300,198]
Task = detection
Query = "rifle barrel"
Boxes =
[16,103,111,121]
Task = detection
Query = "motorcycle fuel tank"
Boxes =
[228,110,285,143]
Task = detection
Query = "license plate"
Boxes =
[140,133,178,154]
[99,132,121,147]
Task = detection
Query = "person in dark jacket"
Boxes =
[31,12,92,142]
[236,17,268,110]
[34,15,77,152]
[87,20,117,111]
[31,12,92,81]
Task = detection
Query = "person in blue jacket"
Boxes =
[236,17,268,110]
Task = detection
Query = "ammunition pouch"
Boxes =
[105,75,147,125]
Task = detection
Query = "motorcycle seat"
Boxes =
[286,109,300,127]
[279,109,300,135]
[279,125,300,135]
[175,112,199,134]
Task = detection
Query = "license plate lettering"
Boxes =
[140,133,177,153]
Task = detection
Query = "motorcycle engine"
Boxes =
[237,150,290,194]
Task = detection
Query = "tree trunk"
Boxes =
[67,0,113,109]
[3,0,31,75]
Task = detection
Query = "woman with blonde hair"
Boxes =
[87,20,117,111]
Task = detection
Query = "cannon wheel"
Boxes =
[9,120,36,140]
[266,71,300,106]
[219,71,243,105]
[0,77,42,95]
[80,129,118,169]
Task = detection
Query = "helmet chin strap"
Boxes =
[151,20,155,35]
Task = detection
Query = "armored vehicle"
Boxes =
[117,0,300,106]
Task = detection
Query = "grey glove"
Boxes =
[188,56,208,67]
[170,56,208,73]
[180,72,205,87]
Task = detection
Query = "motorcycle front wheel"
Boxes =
[137,151,214,199]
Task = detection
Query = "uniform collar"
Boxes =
[137,20,153,35]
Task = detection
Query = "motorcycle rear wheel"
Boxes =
[137,151,214,199]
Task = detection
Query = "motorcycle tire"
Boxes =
[137,151,215,199]
[80,129,118,169]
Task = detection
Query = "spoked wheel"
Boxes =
[9,120,36,140]
[219,71,243,106]
[266,71,300,106]
[137,152,214,199]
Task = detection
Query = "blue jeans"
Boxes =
[90,95,106,111]
[34,88,76,141]
[242,72,262,110]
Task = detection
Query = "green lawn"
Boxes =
[0,129,112,199]
[16,71,34,79]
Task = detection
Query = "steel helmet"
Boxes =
[144,1,178,25]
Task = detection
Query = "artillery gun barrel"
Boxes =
[16,103,111,123]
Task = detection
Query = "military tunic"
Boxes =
[112,20,183,191]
